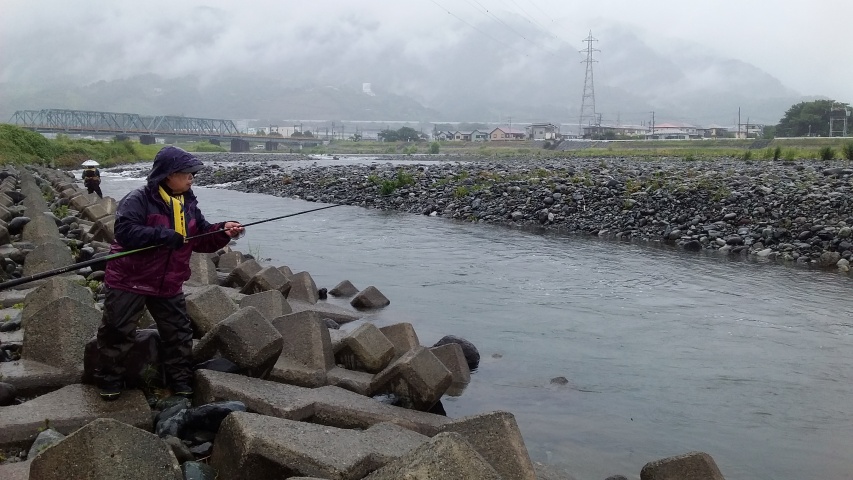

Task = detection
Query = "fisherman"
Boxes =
[94,146,244,401]
[81,160,103,198]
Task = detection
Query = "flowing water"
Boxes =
[94,160,853,479]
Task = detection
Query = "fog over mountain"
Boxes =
[0,2,833,129]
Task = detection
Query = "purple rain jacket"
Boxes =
[104,147,232,297]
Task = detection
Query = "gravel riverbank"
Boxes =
[193,153,853,275]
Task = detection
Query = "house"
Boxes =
[471,129,489,142]
[702,124,730,138]
[433,130,454,141]
[582,124,646,138]
[489,127,526,141]
[646,122,702,140]
[526,123,560,140]
[453,131,472,141]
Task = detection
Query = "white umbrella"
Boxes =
[81,160,99,167]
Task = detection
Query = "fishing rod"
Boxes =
[186,203,343,241]
[0,245,160,290]
[0,203,343,291]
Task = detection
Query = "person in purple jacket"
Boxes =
[95,146,244,401]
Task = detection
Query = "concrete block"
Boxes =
[210,412,428,480]
[289,300,360,325]
[29,418,182,480]
[240,289,292,321]
[373,346,452,411]
[0,384,151,449]
[335,323,395,374]
[193,307,283,378]
[440,411,536,480]
[188,252,218,286]
[287,271,318,304]
[217,250,245,272]
[363,432,502,480]
[22,276,94,326]
[185,285,238,337]
[23,297,101,371]
[89,215,115,244]
[329,280,359,297]
[21,212,59,243]
[195,369,450,436]
[640,451,726,480]
[0,359,79,397]
[21,242,74,277]
[269,311,334,387]
[429,342,471,389]
[239,266,291,295]
[224,258,262,288]
[80,202,110,222]
[350,285,390,309]
[325,366,376,396]
[379,323,420,360]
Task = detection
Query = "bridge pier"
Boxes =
[265,141,279,151]
[209,138,220,146]
[115,135,129,142]
[139,135,156,145]
[230,139,249,152]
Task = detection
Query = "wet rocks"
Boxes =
[193,155,853,275]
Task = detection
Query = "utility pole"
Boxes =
[578,31,599,138]
[649,111,655,139]
[509,115,512,140]
[737,107,741,139]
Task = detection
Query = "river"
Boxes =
[91,157,853,479]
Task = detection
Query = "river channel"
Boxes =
[92,157,853,479]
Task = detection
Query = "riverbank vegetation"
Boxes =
[0,124,229,167]
[1,123,852,168]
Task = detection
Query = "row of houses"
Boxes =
[432,121,763,142]
[434,123,560,142]
[582,122,764,140]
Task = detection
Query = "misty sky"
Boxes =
[1,0,851,103]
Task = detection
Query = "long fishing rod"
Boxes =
[186,203,343,241]
[0,203,343,291]
[0,245,160,290]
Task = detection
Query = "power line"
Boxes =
[463,0,532,43]
[427,0,528,55]
[461,0,562,55]
[506,0,550,33]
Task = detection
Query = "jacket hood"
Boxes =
[147,146,204,187]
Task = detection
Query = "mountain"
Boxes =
[0,19,812,128]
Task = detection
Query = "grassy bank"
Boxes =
[0,124,227,168]
[308,137,853,161]
[2,123,852,167]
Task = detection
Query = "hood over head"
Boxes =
[147,146,204,187]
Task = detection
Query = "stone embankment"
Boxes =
[195,154,853,274]
[0,163,732,479]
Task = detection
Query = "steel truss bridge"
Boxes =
[9,109,321,152]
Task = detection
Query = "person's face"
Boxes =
[165,171,193,194]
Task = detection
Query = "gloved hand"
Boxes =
[164,230,185,250]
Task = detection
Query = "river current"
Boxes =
[93,157,852,479]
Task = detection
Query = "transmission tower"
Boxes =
[578,31,599,137]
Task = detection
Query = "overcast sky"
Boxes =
[1,0,850,102]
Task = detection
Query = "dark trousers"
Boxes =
[95,287,193,389]
[87,184,103,198]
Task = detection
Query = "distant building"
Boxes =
[489,127,526,141]
[526,123,560,140]
[362,83,375,96]
[582,124,646,138]
[646,122,702,140]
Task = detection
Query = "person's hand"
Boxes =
[165,230,185,249]
[224,221,244,238]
